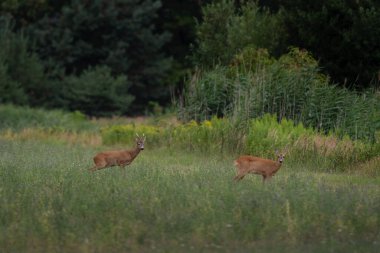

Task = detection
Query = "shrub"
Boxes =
[61,66,134,117]
[246,114,313,157]
[101,124,162,146]
[0,104,95,131]
[181,48,380,141]
[245,114,378,171]
[171,117,245,153]
[193,0,284,67]
[28,0,172,112]
[180,66,232,121]
[0,17,48,106]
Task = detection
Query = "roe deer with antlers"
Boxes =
[89,134,146,172]
[234,151,286,182]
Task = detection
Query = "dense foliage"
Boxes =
[193,0,380,89]
[192,1,285,67]
[0,0,192,115]
[60,66,134,116]
[29,0,172,112]
[0,104,95,131]
[261,0,380,88]
[0,18,47,106]
[183,1,380,141]
[182,47,380,141]
[0,0,379,116]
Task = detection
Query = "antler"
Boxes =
[135,133,146,141]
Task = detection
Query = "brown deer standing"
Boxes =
[89,134,146,172]
[234,151,286,182]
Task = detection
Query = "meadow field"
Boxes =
[2,1,380,252]
[1,136,379,252]
[0,105,378,252]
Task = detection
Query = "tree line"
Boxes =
[0,0,379,116]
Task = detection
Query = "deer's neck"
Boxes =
[274,161,283,172]
[129,147,141,159]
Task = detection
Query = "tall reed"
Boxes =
[179,48,379,141]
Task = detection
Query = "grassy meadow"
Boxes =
[1,137,380,252]
[0,105,379,252]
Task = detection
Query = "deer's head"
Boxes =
[277,153,285,163]
[275,148,288,164]
[136,134,146,150]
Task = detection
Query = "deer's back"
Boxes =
[235,155,279,174]
[95,150,132,160]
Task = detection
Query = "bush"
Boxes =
[180,66,232,121]
[28,0,172,112]
[193,0,284,67]
[61,66,134,117]
[101,124,162,147]
[181,48,380,141]
[171,117,245,153]
[245,114,378,171]
[0,104,95,131]
[246,114,313,157]
[0,17,48,106]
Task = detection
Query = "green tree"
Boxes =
[260,0,380,88]
[192,0,285,68]
[0,0,51,27]
[61,66,134,117]
[0,17,48,106]
[28,0,172,112]
[158,0,207,90]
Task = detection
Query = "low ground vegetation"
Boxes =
[0,139,379,252]
[0,105,379,252]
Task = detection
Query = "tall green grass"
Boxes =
[0,139,379,252]
[180,48,380,142]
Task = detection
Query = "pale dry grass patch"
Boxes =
[294,134,357,157]
[352,157,380,177]
[312,135,339,155]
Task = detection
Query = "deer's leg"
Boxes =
[263,174,273,183]
[234,173,246,181]
[118,161,125,169]
[89,164,106,172]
